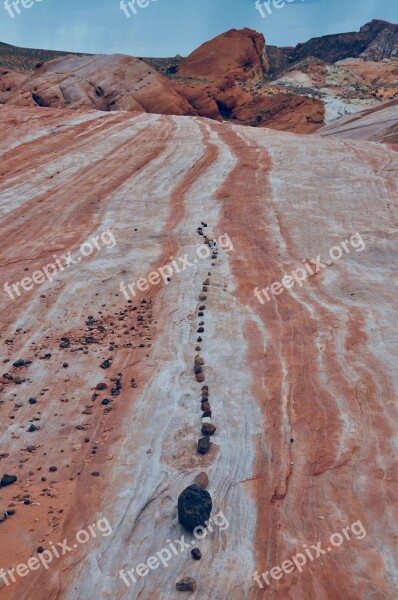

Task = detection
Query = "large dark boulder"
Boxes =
[178,485,212,531]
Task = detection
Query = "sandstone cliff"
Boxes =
[177,28,270,81]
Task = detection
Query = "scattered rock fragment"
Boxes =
[96,382,107,390]
[193,472,209,489]
[0,510,14,523]
[176,577,196,592]
[191,548,202,560]
[12,359,29,368]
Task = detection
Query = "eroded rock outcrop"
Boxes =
[178,28,269,81]
[4,53,198,115]
[292,19,398,64]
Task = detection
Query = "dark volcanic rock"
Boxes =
[176,577,197,592]
[178,484,212,531]
[197,436,211,454]
[12,359,26,367]
[1,474,17,487]
[292,19,398,64]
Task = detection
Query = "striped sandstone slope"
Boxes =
[0,105,397,599]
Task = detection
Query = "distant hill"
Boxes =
[0,41,85,71]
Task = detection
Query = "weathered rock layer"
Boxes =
[0,105,397,599]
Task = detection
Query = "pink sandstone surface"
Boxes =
[0,104,397,599]
[318,98,398,143]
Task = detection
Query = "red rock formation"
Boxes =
[0,53,322,133]
[4,53,197,115]
[0,68,28,103]
[177,28,269,81]
[179,77,324,132]
[0,104,397,599]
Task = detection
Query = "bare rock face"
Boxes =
[318,98,398,143]
[360,29,398,60]
[292,19,398,64]
[0,105,397,599]
[4,54,198,115]
[0,68,28,103]
[179,76,324,132]
[178,28,269,81]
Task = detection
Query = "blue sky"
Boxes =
[0,0,396,57]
